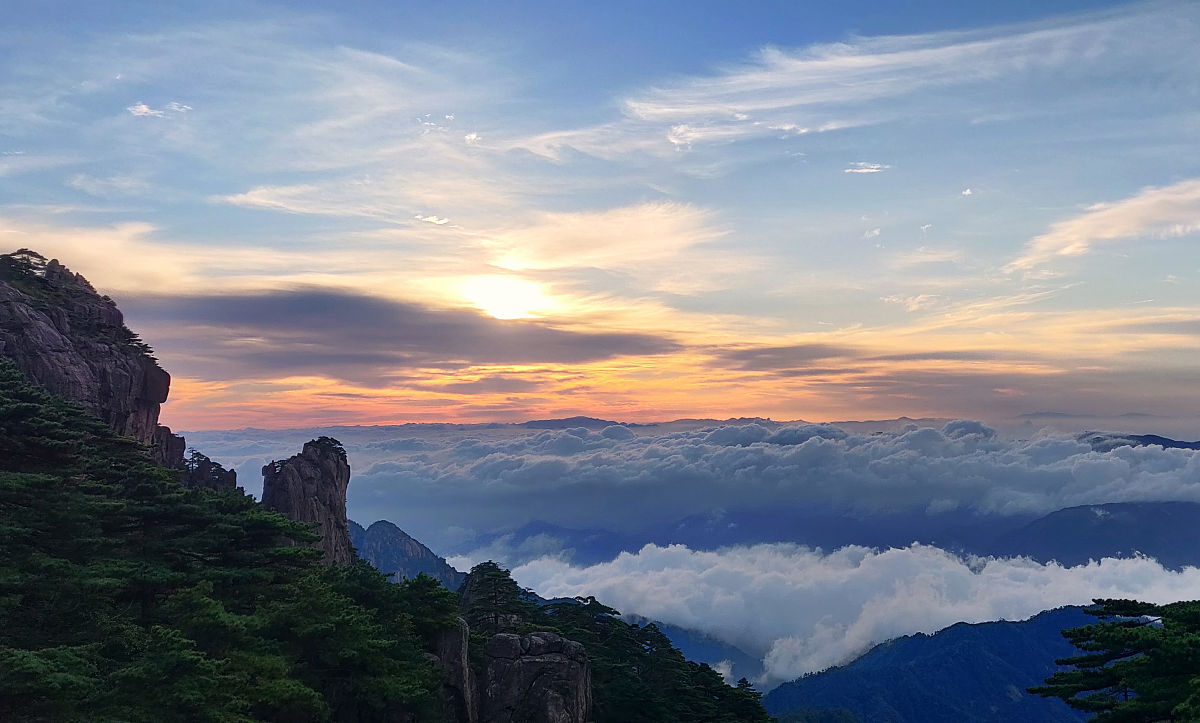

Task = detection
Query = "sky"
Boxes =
[2,0,1199,431]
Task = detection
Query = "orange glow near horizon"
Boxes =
[160,349,1108,432]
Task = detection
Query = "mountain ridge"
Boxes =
[349,518,467,590]
[763,606,1092,723]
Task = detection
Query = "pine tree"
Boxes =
[1031,598,1200,721]
[459,560,536,638]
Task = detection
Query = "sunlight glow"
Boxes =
[461,275,556,319]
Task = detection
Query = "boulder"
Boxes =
[481,631,591,723]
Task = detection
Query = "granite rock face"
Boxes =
[262,438,354,565]
[348,519,467,590]
[0,251,185,467]
[434,617,479,723]
[481,631,592,723]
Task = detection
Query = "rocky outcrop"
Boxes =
[348,519,467,590]
[262,437,353,565]
[433,618,479,723]
[481,632,592,723]
[181,450,238,491]
[0,250,185,467]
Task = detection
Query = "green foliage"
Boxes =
[459,559,776,723]
[183,448,236,488]
[0,358,447,721]
[1031,598,1200,722]
[0,248,49,292]
[310,435,348,463]
[393,573,462,643]
[459,560,538,639]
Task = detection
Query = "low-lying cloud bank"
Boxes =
[512,542,1200,687]
[188,419,1200,556]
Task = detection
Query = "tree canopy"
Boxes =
[1031,598,1200,722]
[0,358,453,721]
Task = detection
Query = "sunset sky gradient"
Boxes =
[2,0,1198,432]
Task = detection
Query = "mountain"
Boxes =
[624,616,766,685]
[350,519,467,590]
[992,501,1200,569]
[263,437,354,565]
[762,607,1092,723]
[0,249,234,490]
[465,519,639,567]
[523,416,628,429]
[655,506,1032,554]
[0,354,461,720]
[0,249,184,467]
[1080,431,1200,452]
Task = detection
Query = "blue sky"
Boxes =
[2,0,1198,431]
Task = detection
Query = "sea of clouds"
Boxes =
[186,419,1200,685]
[513,542,1200,686]
[190,419,1200,553]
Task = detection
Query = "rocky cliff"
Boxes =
[481,632,592,723]
[262,437,354,565]
[434,618,479,723]
[348,519,467,589]
[0,249,188,468]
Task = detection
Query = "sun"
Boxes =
[461,275,555,320]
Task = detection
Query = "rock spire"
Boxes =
[262,437,354,565]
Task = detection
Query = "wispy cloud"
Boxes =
[511,3,1200,162]
[0,152,73,178]
[484,202,724,272]
[882,293,943,312]
[1009,178,1200,271]
[126,102,164,117]
[68,173,149,197]
[126,101,190,118]
[844,162,890,174]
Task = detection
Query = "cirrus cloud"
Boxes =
[1009,178,1200,271]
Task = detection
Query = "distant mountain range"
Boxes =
[992,501,1200,569]
[348,519,466,590]
[522,416,638,429]
[1080,431,1200,452]
[345,503,1192,723]
[471,496,1200,571]
[623,615,766,684]
[763,607,1093,723]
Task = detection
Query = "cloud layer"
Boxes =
[513,542,1200,686]
[185,420,1200,559]
[183,419,1200,687]
[120,288,680,385]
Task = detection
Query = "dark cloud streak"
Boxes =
[120,288,681,385]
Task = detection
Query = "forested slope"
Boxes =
[0,356,773,721]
